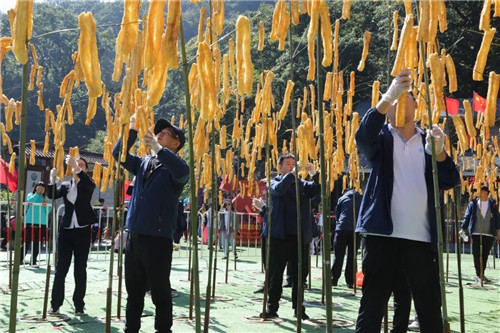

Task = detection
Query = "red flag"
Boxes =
[0,157,18,192]
[473,91,487,113]
[445,97,459,115]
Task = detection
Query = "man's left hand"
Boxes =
[425,124,445,155]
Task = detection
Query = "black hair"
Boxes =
[278,153,295,166]
[32,181,47,194]
[79,157,89,169]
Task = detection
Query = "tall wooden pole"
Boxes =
[316,17,333,333]
[179,17,201,332]
[419,41,449,333]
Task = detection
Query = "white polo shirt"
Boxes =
[389,124,430,243]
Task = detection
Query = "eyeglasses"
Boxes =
[158,128,179,140]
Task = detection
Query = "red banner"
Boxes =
[0,157,18,192]
[473,91,487,113]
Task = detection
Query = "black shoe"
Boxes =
[331,280,338,287]
[294,310,310,320]
[253,287,264,294]
[75,310,84,315]
[260,311,279,319]
[283,282,292,288]
[347,284,354,289]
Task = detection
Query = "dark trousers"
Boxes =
[24,225,47,265]
[356,236,442,333]
[267,235,309,314]
[471,235,494,277]
[391,267,412,333]
[125,233,173,333]
[51,226,91,311]
[331,230,360,286]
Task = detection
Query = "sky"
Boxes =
[0,0,17,14]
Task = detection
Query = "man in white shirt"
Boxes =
[354,71,460,332]
[461,185,500,283]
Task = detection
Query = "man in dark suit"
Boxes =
[47,156,97,315]
[113,116,189,333]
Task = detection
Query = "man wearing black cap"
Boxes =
[113,115,189,333]
[461,185,500,284]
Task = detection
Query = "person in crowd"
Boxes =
[331,188,362,288]
[1,211,7,251]
[262,153,320,320]
[460,184,500,284]
[113,115,188,333]
[219,202,234,259]
[48,156,97,315]
[354,70,460,332]
[23,181,51,267]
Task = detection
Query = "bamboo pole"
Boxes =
[261,95,273,320]
[105,138,125,333]
[288,22,304,331]
[442,107,465,332]
[419,41,450,333]
[203,2,217,328]
[8,61,29,333]
[41,175,56,320]
[315,17,333,332]
[116,178,125,319]
[179,17,201,332]
[353,191,358,294]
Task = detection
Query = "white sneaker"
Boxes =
[408,320,420,331]
[48,308,59,315]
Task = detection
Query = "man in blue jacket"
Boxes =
[113,116,189,333]
[461,185,500,283]
[331,188,362,288]
[262,153,320,320]
[354,71,460,332]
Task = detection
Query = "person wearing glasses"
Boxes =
[113,115,189,333]
[48,156,97,315]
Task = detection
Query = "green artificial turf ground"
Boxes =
[1,242,499,332]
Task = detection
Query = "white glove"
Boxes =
[252,197,265,211]
[425,124,445,155]
[50,168,58,184]
[380,70,412,105]
[129,114,136,130]
[143,130,162,154]
[65,155,78,169]
[305,163,316,177]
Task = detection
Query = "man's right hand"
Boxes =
[129,114,136,130]
[252,197,265,211]
[50,168,58,184]
[380,70,412,105]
